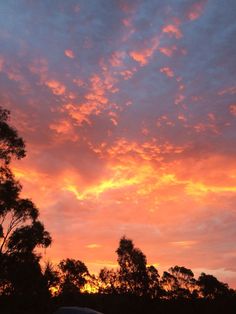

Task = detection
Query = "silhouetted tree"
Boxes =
[116,236,149,296]
[169,265,197,298]
[58,258,89,296]
[0,106,51,305]
[0,107,25,164]
[198,273,232,299]
[43,261,60,296]
[99,267,120,294]
[161,271,179,299]
[2,252,46,296]
[146,265,162,298]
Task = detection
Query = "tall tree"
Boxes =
[43,261,60,296]
[146,265,161,298]
[160,271,179,299]
[116,236,149,296]
[0,106,51,300]
[0,107,25,164]
[160,266,197,299]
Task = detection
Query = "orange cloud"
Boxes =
[46,80,66,95]
[170,241,197,249]
[63,72,118,125]
[162,24,182,39]
[12,134,236,287]
[91,138,186,164]
[50,119,72,134]
[49,119,79,142]
[129,38,159,66]
[86,244,101,249]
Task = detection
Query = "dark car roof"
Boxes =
[54,306,103,314]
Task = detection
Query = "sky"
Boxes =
[0,0,236,287]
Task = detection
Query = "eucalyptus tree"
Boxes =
[0,106,51,299]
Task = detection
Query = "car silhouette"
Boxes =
[54,307,104,314]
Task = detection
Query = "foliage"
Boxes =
[58,258,89,295]
[43,261,60,296]
[198,273,232,299]
[99,267,120,294]
[0,107,25,164]
[0,106,51,301]
[116,236,150,295]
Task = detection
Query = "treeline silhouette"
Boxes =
[1,106,236,314]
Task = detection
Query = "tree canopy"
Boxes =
[0,106,51,300]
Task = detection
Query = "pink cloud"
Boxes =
[109,51,126,67]
[119,69,135,80]
[74,4,80,13]
[118,0,138,13]
[122,18,132,28]
[121,17,135,42]
[159,46,177,57]
[0,55,4,71]
[65,49,75,59]
[193,122,219,134]
[108,111,118,126]
[29,58,48,83]
[160,67,175,78]
[218,86,236,95]
[175,93,185,105]
[187,1,207,21]
[229,104,236,116]
[178,114,187,122]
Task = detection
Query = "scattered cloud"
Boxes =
[160,67,175,78]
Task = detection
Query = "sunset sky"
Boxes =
[0,0,236,287]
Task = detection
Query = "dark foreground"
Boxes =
[1,294,236,314]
